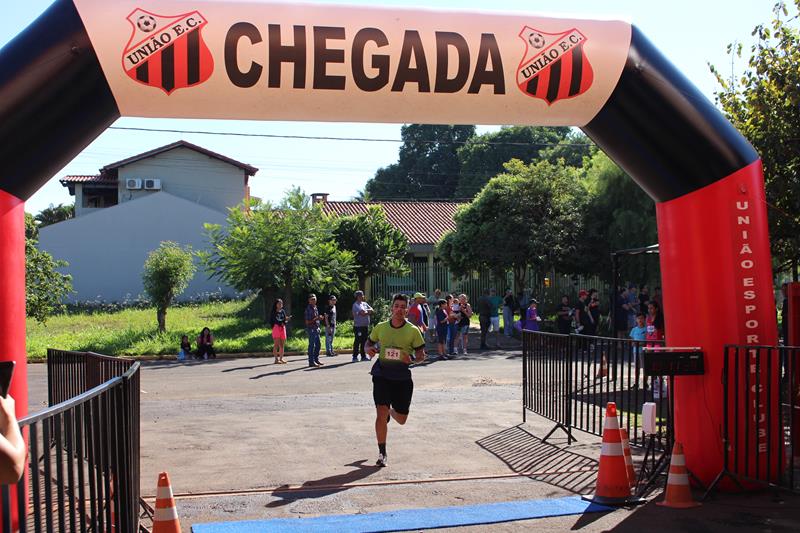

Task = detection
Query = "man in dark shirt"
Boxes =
[502,289,517,339]
[574,290,589,334]
[477,289,492,349]
[556,295,572,335]
[304,294,323,367]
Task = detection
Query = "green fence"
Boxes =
[370,262,609,314]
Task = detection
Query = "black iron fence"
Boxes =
[1,350,141,532]
[707,344,800,495]
[523,331,669,449]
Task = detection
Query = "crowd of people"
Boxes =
[177,283,668,364]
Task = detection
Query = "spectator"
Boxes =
[626,283,639,329]
[585,289,600,336]
[407,293,428,333]
[434,299,449,359]
[428,289,442,342]
[455,294,473,355]
[614,287,631,338]
[629,312,647,363]
[646,301,665,343]
[574,290,590,335]
[0,395,25,484]
[638,285,650,313]
[556,295,572,335]
[178,335,191,361]
[502,288,516,339]
[521,298,542,331]
[352,290,374,362]
[196,327,216,360]
[651,286,662,307]
[781,282,789,345]
[324,295,338,357]
[447,294,460,356]
[488,288,503,348]
[630,312,647,341]
[477,289,492,350]
[270,298,290,364]
[305,294,323,368]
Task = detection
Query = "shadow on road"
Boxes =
[477,425,608,528]
[265,460,381,507]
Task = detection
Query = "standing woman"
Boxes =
[645,301,665,344]
[446,294,460,356]
[456,294,473,355]
[271,299,291,364]
[196,327,216,360]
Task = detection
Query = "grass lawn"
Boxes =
[26,298,356,361]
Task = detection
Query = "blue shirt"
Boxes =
[305,304,320,330]
[629,325,647,341]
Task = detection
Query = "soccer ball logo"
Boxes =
[528,32,545,49]
[137,15,157,33]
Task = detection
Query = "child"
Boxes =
[435,299,449,360]
[629,312,647,364]
[178,335,191,361]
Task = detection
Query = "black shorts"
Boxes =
[372,376,414,414]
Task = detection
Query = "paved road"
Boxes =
[26,342,800,531]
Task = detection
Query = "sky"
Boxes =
[0,0,771,214]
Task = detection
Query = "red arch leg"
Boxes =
[657,160,778,485]
[0,190,27,525]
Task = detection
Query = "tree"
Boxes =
[25,213,73,323]
[333,206,410,289]
[455,126,574,197]
[201,188,356,320]
[438,159,586,291]
[364,124,476,200]
[142,242,196,332]
[568,151,658,281]
[34,203,74,228]
[710,0,800,271]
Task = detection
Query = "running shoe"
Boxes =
[376,453,388,467]
[352,356,358,362]
[361,356,369,361]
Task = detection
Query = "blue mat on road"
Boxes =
[191,495,612,532]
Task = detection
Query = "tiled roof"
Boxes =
[101,140,258,176]
[59,175,116,184]
[322,201,464,245]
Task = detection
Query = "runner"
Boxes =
[365,293,426,467]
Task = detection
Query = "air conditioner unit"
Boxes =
[144,178,161,190]
[126,178,142,190]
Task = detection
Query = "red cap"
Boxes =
[578,290,588,297]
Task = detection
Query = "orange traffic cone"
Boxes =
[620,427,636,489]
[657,442,700,509]
[583,403,644,505]
[153,472,181,533]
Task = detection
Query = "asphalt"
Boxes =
[26,333,800,532]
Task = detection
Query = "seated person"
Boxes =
[196,327,216,360]
[178,335,192,361]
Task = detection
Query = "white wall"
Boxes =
[117,147,246,213]
[39,192,237,303]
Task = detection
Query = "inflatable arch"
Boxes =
[0,0,777,490]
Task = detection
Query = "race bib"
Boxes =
[384,348,404,361]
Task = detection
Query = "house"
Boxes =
[314,193,469,298]
[38,141,258,302]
